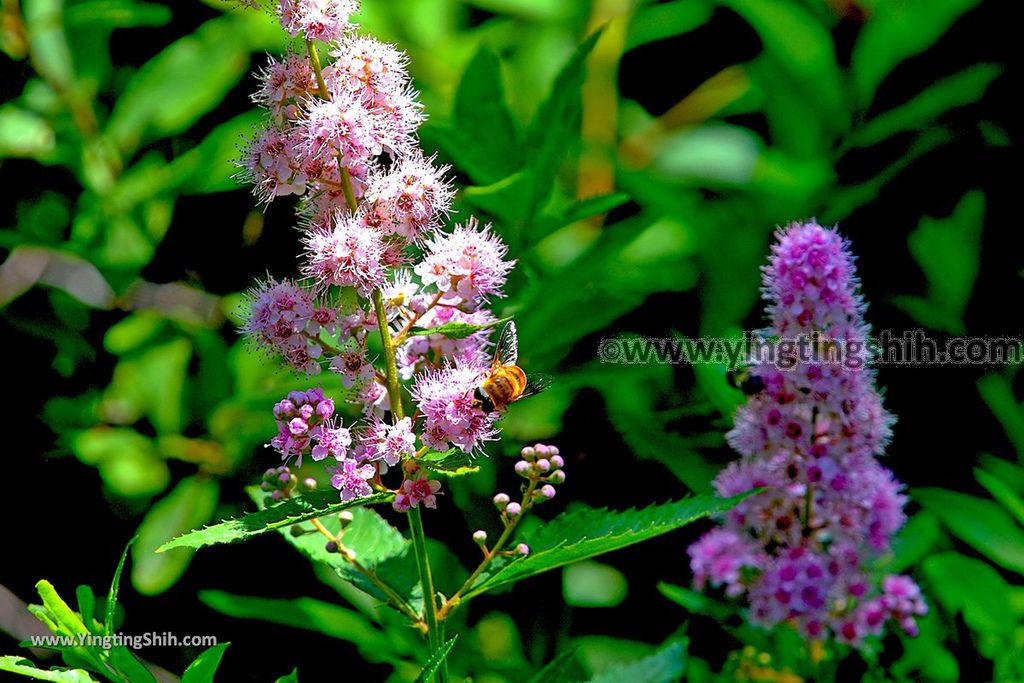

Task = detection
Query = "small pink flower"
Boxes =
[278,0,359,43]
[356,416,416,467]
[303,211,389,295]
[238,127,306,204]
[330,456,375,501]
[414,217,515,305]
[330,348,375,388]
[393,474,441,511]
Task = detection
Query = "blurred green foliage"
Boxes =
[1,0,1016,680]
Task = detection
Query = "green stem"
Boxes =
[371,289,404,421]
[439,478,537,619]
[371,289,444,679]
[340,164,359,212]
[305,38,329,100]
[408,504,444,680]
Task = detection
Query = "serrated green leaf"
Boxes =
[198,592,395,662]
[0,657,98,683]
[409,316,511,340]
[158,490,393,552]
[465,493,750,597]
[414,635,458,683]
[181,643,230,683]
[590,640,686,683]
[133,476,219,595]
[851,0,982,107]
[915,487,1024,575]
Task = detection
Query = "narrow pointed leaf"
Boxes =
[414,636,458,683]
[181,643,230,683]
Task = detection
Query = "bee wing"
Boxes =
[492,321,519,368]
[519,373,553,400]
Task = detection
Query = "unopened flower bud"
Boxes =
[302,477,318,491]
[493,493,510,509]
[325,540,339,554]
[539,484,556,500]
[289,525,304,537]
[514,460,532,477]
[515,543,530,556]
[520,446,536,461]
[260,481,272,491]
[472,530,487,544]
[505,502,522,517]
[550,469,566,484]
[271,490,283,502]
[550,455,564,468]
[535,458,550,472]
[338,510,355,528]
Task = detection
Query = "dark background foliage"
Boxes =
[1,0,1020,680]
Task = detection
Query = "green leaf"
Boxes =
[414,636,458,683]
[589,640,686,683]
[891,191,984,334]
[74,586,96,632]
[70,427,169,499]
[851,0,982,106]
[450,47,520,184]
[626,0,712,50]
[465,493,750,597]
[847,64,1001,148]
[720,0,845,133]
[105,15,254,153]
[105,537,134,636]
[528,648,586,683]
[64,0,171,28]
[975,468,1024,527]
[157,490,394,552]
[522,31,602,217]
[198,592,395,662]
[132,476,219,595]
[915,487,1024,575]
[181,643,230,683]
[420,449,480,478]
[978,374,1024,462]
[563,561,628,608]
[888,511,942,574]
[172,110,264,195]
[408,316,511,340]
[0,657,98,683]
[923,552,1017,636]
[102,337,192,434]
[274,669,299,683]
[0,104,56,159]
[657,582,734,621]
